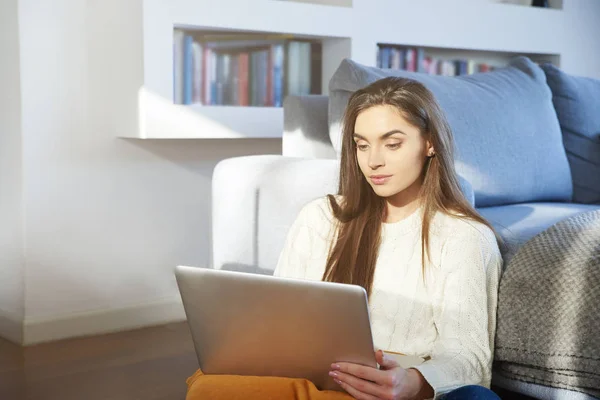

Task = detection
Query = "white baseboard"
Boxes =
[0,307,24,344]
[23,296,186,346]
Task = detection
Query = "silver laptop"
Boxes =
[175,265,377,391]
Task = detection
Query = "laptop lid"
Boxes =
[175,265,377,391]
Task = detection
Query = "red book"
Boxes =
[238,53,249,106]
[423,56,432,75]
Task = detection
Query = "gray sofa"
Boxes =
[211,57,600,399]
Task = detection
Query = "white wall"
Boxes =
[17,0,281,344]
[351,0,600,79]
[560,0,600,78]
[0,0,25,344]
[3,0,599,344]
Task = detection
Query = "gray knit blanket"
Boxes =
[493,209,600,398]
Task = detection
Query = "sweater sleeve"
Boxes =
[413,224,502,399]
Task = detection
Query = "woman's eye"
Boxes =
[386,143,401,150]
[356,144,369,151]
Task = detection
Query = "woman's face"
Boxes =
[353,105,432,203]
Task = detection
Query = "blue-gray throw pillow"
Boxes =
[328,57,573,207]
[541,64,600,204]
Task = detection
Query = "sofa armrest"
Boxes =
[212,155,339,274]
[283,95,336,159]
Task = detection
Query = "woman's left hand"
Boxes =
[329,350,429,400]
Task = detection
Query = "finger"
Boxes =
[378,351,400,370]
[333,362,384,384]
[333,377,380,400]
[331,370,389,399]
[375,350,385,366]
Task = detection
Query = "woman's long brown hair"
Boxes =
[322,77,497,298]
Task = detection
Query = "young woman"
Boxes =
[186,77,503,400]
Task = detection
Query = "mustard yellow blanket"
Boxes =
[186,369,353,400]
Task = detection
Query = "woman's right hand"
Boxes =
[330,350,433,400]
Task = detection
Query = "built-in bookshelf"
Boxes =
[376,44,560,76]
[125,0,572,139]
[173,29,322,107]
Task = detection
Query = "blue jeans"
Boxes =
[441,385,501,400]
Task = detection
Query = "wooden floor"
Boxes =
[0,322,198,400]
[0,322,534,400]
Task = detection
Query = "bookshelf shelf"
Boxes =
[126,0,574,140]
[134,98,284,139]
[377,44,560,76]
[173,28,323,107]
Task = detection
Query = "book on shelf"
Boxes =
[377,45,497,77]
[173,29,322,106]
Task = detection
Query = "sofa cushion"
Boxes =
[541,64,600,204]
[478,202,600,264]
[492,373,599,400]
[328,57,573,207]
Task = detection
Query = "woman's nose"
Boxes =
[368,149,384,169]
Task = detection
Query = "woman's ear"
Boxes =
[426,141,435,158]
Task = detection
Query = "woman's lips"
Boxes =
[370,175,392,185]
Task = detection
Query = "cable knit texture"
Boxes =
[273,197,503,399]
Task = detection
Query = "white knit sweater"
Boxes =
[273,197,502,399]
